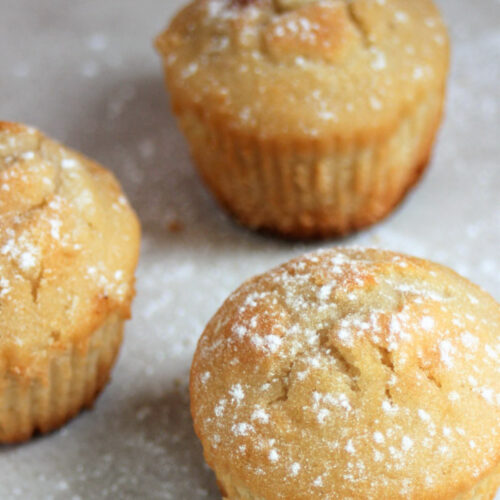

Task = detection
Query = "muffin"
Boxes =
[190,248,500,499]
[156,0,450,238]
[0,122,140,443]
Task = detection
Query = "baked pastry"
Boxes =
[156,0,450,238]
[0,122,140,443]
[191,248,500,499]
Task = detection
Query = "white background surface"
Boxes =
[1,1,499,498]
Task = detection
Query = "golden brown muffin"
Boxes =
[0,122,141,443]
[156,0,450,238]
[191,248,500,499]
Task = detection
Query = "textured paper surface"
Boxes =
[1,1,499,498]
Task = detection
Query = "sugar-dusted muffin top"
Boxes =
[191,248,500,499]
[157,0,449,139]
[0,122,140,374]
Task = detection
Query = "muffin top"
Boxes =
[157,0,449,140]
[191,248,500,500]
[0,122,140,375]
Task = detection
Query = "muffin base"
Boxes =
[216,461,500,500]
[217,151,431,240]
[456,461,500,500]
[0,315,124,444]
[174,87,444,239]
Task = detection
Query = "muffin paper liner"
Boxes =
[0,315,124,443]
[173,88,444,238]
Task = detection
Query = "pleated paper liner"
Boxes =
[173,88,444,239]
[0,314,124,443]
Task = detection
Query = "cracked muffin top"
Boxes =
[0,122,140,374]
[156,0,449,139]
[190,248,500,499]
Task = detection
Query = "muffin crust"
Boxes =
[158,0,449,140]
